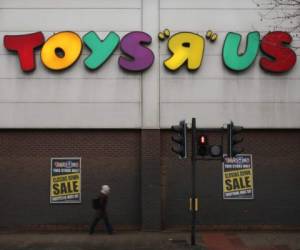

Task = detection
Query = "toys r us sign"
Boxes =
[3,30,297,73]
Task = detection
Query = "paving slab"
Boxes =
[0,231,299,250]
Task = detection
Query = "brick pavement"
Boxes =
[202,232,300,250]
[0,231,299,250]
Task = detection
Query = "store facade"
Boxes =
[0,0,299,230]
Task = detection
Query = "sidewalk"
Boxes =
[0,231,299,250]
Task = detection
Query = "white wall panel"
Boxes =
[160,0,300,128]
[0,9,141,31]
[161,0,298,9]
[160,9,288,32]
[161,0,259,9]
[161,79,300,103]
[0,79,140,102]
[0,1,142,128]
[0,0,140,9]
[0,103,140,128]
[160,103,300,128]
[0,0,299,128]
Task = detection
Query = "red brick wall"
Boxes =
[141,130,161,230]
[0,130,141,229]
[161,129,300,228]
[0,129,299,230]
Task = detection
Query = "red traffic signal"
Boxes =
[199,135,207,145]
[198,134,223,157]
[198,135,208,156]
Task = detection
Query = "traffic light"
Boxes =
[171,120,187,159]
[198,134,222,157]
[227,121,244,157]
[198,135,208,156]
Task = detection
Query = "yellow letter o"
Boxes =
[41,31,82,70]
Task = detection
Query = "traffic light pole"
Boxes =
[191,118,197,246]
[227,122,232,157]
[171,119,227,246]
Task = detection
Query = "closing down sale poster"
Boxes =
[50,158,81,204]
[223,154,254,200]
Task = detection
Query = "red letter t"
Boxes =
[4,32,45,72]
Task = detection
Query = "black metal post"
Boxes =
[191,118,197,246]
[227,122,232,157]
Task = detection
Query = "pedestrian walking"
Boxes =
[89,185,113,235]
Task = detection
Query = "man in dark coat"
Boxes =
[89,185,113,234]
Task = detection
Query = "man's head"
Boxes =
[101,185,110,195]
